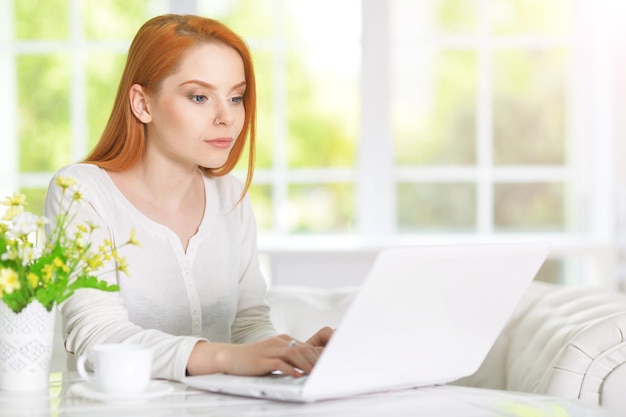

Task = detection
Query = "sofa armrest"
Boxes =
[540,313,626,410]
[503,282,626,409]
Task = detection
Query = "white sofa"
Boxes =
[267,281,626,412]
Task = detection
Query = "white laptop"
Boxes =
[183,242,549,402]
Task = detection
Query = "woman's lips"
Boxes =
[204,138,233,149]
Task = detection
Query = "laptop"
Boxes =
[183,242,549,402]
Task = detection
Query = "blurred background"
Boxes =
[1,0,625,287]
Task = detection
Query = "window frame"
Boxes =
[0,0,18,199]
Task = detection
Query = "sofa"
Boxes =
[267,281,626,412]
[51,280,626,411]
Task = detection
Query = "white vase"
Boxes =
[0,300,55,391]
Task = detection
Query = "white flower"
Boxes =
[18,245,42,266]
[57,182,87,213]
[10,211,42,237]
[1,252,15,262]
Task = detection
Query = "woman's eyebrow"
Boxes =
[178,80,246,90]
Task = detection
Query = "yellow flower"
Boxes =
[72,189,84,202]
[53,257,70,273]
[0,268,21,294]
[85,254,104,270]
[2,205,24,221]
[2,192,26,220]
[127,229,141,246]
[2,192,26,207]
[27,273,39,288]
[42,264,54,281]
[99,244,112,260]
[116,258,129,275]
[55,176,77,190]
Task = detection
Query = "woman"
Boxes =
[45,14,332,381]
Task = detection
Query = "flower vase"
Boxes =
[0,300,55,391]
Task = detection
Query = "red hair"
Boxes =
[85,14,257,194]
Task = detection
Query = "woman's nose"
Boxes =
[213,100,234,126]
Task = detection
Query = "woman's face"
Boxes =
[141,42,246,170]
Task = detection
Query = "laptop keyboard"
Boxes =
[250,373,308,386]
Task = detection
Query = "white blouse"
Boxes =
[45,164,276,381]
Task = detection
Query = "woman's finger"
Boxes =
[283,341,323,374]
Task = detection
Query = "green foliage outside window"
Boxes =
[86,52,126,151]
[492,49,567,165]
[17,55,72,173]
[15,0,69,40]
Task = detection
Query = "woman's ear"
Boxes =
[129,84,152,123]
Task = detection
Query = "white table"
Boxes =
[0,372,615,417]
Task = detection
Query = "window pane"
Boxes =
[249,184,273,231]
[434,0,478,34]
[491,0,574,35]
[19,188,47,217]
[391,0,478,37]
[286,1,360,168]
[18,55,71,172]
[494,183,565,231]
[392,50,477,165]
[14,0,69,40]
[492,49,567,165]
[86,52,126,150]
[199,0,275,38]
[288,184,354,233]
[286,51,359,168]
[82,0,159,40]
[397,183,476,232]
[252,50,274,169]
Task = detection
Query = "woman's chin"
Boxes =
[197,159,229,171]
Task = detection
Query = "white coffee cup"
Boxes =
[76,343,153,395]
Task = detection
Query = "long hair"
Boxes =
[85,14,257,194]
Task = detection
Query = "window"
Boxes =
[0,0,163,211]
[2,0,624,286]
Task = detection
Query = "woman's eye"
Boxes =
[190,95,207,103]
[231,96,243,104]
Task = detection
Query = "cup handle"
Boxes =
[76,354,93,383]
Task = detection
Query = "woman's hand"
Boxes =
[186,334,323,377]
[306,326,334,347]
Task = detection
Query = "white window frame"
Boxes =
[0,0,18,199]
